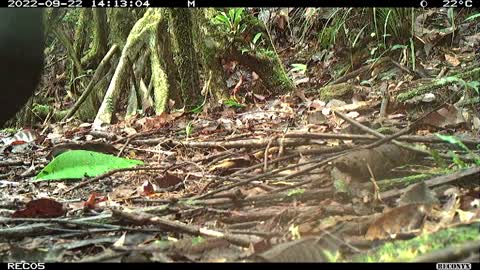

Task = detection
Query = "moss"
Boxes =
[352,224,480,262]
[196,9,229,101]
[397,67,480,102]
[318,83,354,101]
[376,172,440,190]
[170,8,202,109]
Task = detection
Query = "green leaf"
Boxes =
[228,9,235,22]
[435,134,469,151]
[360,80,373,86]
[333,179,348,193]
[212,12,230,29]
[466,81,479,94]
[447,8,455,21]
[291,63,307,73]
[183,199,199,206]
[287,188,305,197]
[436,76,465,86]
[224,99,245,108]
[233,8,245,26]
[190,103,204,114]
[186,122,194,137]
[34,150,143,182]
[409,38,415,71]
[240,48,250,54]
[465,13,480,21]
[449,151,467,168]
[352,25,367,48]
[430,149,447,168]
[390,44,407,51]
[239,24,247,34]
[252,32,262,45]
[192,236,205,245]
[241,48,250,54]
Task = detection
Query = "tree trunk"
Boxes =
[94,9,163,126]
[194,8,229,102]
[81,8,109,69]
[169,8,202,110]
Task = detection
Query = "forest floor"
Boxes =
[0,9,479,262]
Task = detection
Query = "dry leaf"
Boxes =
[12,198,65,218]
[445,54,460,66]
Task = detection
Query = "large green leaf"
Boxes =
[34,150,143,182]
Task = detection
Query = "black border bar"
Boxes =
[3,0,477,8]
[1,263,476,268]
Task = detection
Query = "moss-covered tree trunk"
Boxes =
[108,9,139,49]
[94,9,165,126]
[74,9,91,62]
[149,14,170,115]
[227,49,294,95]
[157,10,182,108]
[81,8,109,69]
[53,26,83,74]
[194,8,229,102]
[72,9,111,120]
[169,8,202,110]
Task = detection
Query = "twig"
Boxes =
[232,153,297,176]
[0,160,26,167]
[132,137,310,149]
[379,166,480,201]
[62,166,167,194]
[62,44,119,121]
[332,110,477,161]
[284,132,479,147]
[362,102,449,150]
[192,151,342,201]
[366,163,382,203]
[331,57,391,84]
[264,136,276,172]
[111,209,261,248]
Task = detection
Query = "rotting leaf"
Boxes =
[456,209,478,223]
[12,198,65,218]
[154,172,183,188]
[444,54,460,67]
[84,192,107,209]
[109,185,137,201]
[172,237,229,255]
[136,112,178,131]
[209,157,252,175]
[253,238,328,262]
[421,105,465,129]
[141,180,155,196]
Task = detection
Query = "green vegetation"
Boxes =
[352,225,480,262]
[35,150,143,181]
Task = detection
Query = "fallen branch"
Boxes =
[111,209,261,248]
[332,110,478,161]
[380,166,480,200]
[62,44,119,121]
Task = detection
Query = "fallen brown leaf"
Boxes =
[12,198,65,218]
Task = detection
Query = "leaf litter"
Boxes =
[0,9,479,263]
